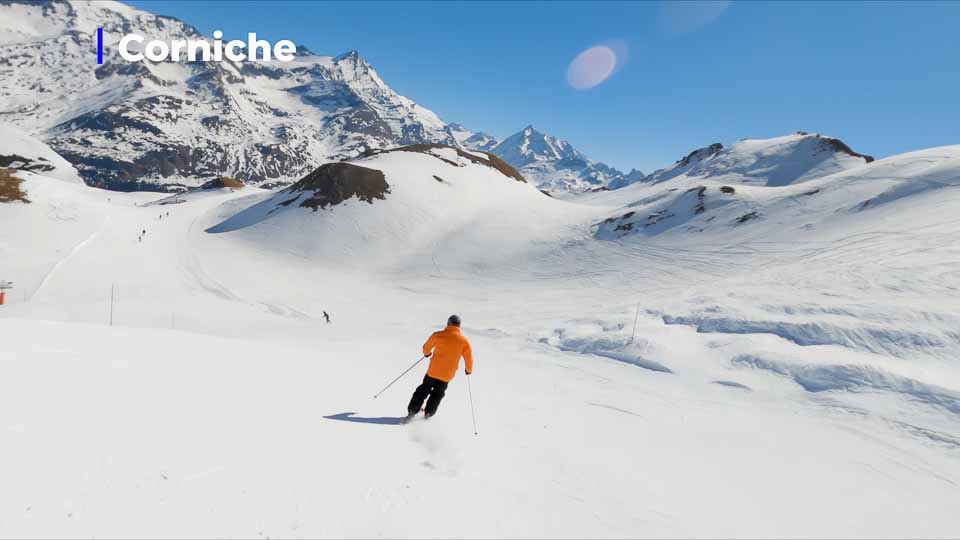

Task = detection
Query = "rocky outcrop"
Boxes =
[286,163,390,211]
[364,144,527,183]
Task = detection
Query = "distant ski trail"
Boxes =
[31,215,111,301]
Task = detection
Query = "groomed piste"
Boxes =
[2,124,960,537]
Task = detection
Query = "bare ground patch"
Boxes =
[288,162,390,211]
[201,176,245,189]
[0,168,30,204]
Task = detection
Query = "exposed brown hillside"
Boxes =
[287,163,390,211]
[0,169,30,204]
[364,144,527,183]
[201,176,245,189]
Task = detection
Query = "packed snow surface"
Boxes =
[2,136,960,538]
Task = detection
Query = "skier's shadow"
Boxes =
[323,412,405,426]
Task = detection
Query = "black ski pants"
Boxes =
[408,375,448,416]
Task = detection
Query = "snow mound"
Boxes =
[205,144,589,271]
[0,123,83,184]
[596,185,743,238]
[640,132,873,187]
[733,354,960,415]
[540,320,673,374]
[838,145,960,212]
[285,162,390,211]
[666,314,959,359]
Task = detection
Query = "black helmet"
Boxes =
[447,314,461,327]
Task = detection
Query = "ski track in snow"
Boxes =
[31,214,111,301]
[178,209,313,321]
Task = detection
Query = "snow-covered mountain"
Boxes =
[0,1,642,194]
[607,167,645,190]
[627,132,874,188]
[484,125,635,193]
[0,0,459,191]
[444,123,499,151]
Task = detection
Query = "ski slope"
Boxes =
[2,140,960,537]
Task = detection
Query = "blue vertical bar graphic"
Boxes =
[97,27,103,64]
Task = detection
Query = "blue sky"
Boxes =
[128,0,960,173]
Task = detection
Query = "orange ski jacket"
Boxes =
[422,325,474,382]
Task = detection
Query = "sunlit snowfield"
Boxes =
[2,138,960,537]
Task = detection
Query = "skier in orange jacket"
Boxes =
[406,315,473,420]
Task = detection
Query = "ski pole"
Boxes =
[466,374,478,436]
[372,356,426,399]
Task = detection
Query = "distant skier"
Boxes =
[405,315,473,421]
[323,311,331,324]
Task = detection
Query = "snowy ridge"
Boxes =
[594,144,958,240]
[633,132,874,187]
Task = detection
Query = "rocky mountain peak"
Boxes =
[485,126,630,193]
[333,49,361,62]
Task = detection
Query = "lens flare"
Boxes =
[566,45,618,90]
[659,0,732,34]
